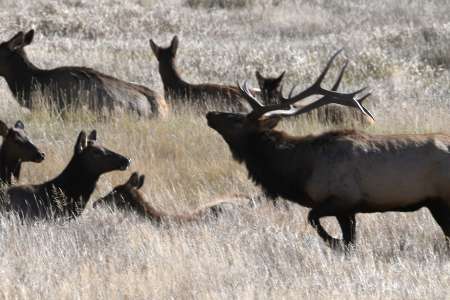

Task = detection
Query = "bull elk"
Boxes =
[94,172,251,223]
[207,50,450,250]
[149,36,248,112]
[0,120,45,185]
[0,30,168,118]
[4,130,130,219]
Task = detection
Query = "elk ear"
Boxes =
[0,120,8,137]
[14,120,24,130]
[137,175,145,189]
[255,70,264,87]
[170,36,179,56]
[149,39,160,58]
[7,31,25,51]
[274,71,286,86]
[259,117,280,130]
[88,130,97,141]
[255,70,263,81]
[127,172,140,187]
[75,131,87,154]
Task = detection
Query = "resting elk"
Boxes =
[94,172,251,223]
[0,120,45,185]
[0,30,168,118]
[207,50,450,250]
[4,130,130,219]
[150,36,248,112]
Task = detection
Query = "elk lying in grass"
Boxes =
[94,172,250,223]
[4,130,130,219]
[150,36,247,112]
[255,70,285,105]
[0,120,45,185]
[0,30,168,118]
[208,50,450,250]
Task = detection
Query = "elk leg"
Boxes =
[336,214,357,247]
[308,208,341,248]
[427,202,450,248]
[308,198,356,249]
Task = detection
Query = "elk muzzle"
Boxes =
[33,151,45,163]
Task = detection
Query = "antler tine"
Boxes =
[355,93,374,120]
[314,48,344,90]
[238,81,264,110]
[357,92,371,104]
[331,60,348,91]
[288,85,297,99]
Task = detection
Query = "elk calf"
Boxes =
[207,50,450,250]
[150,36,247,112]
[0,30,168,118]
[94,172,250,223]
[4,130,130,219]
[0,120,45,185]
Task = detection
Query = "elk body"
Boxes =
[0,30,168,118]
[207,50,450,249]
[94,172,250,223]
[150,36,247,112]
[0,120,45,185]
[4,130,130,219]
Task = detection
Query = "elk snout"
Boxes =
[119,156,131,171]
[34,151,45,163]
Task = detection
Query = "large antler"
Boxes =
[240,50,374,120]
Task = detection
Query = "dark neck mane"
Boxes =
[235,130,314,201]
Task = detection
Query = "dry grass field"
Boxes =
[0,0,450,298]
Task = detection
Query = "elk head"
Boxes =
[150,36,179,63]
[94,172,145,212]
[0,119,45,164]
[0,30,35,76]
[73,130,130,177]
[255,70,285,105]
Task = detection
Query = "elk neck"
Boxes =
[0,143,20,184]
[4,49,44,103]
[158,59,190,93]
[47,155,99,214]
[236,130,315,202]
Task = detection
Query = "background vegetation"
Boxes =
[0,0,449,298]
